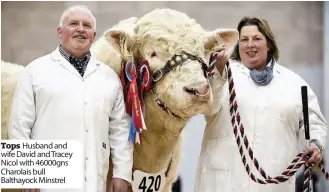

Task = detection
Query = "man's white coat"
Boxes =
[8,47,133,192]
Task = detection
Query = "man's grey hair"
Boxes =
[58,5,97,31]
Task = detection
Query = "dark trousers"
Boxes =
[295,169,319,192]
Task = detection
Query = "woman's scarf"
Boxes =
[250,57,275,86]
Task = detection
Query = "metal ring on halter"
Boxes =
[152,69,163,82]
[195,87,210,97]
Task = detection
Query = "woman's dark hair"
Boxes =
[231,16,279,62]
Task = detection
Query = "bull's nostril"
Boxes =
[184,83,210,98]
[184,87,197,95]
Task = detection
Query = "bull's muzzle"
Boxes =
[183,82,210,101]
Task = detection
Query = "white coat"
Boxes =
[8,47,133,192]
[195,60,327,192]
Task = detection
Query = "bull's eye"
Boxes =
[151,52,157,57]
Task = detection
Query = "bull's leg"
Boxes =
[162,137,182,192]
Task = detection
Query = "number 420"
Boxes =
[139,175,162,192]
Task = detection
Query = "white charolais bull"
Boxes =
[1,8,239,192]
[91,9,238,192]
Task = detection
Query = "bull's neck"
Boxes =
[144,92,187,135]
[132,93,188,172]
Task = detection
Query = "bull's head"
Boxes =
[103,9,238,118]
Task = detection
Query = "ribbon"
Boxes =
[119,60,127,101]
[128,107,143,144]
[121,59,151,144]
[137,60,152,107]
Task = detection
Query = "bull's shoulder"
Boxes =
[1,60,24,76]
[91,36,122,75]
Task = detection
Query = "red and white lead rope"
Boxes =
[221,60,329,187]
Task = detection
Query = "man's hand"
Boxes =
[109,178,128,192]
[23,189,40,192]
[303,143,323,164]
[213,44,229,75]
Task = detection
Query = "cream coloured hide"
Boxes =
[0,8,239,192]
[1,61,25,141]
[1,61,25,192]
[90,9,238,192]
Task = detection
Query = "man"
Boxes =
[8,5,133,192]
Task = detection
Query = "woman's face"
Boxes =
[239,25,270,70]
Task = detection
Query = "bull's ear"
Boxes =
[103,17,138,57]
[204,29,239,58]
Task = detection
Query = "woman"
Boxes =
[194,16,327,192]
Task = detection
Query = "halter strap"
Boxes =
[150,51,216,118]
[152,51,213,83]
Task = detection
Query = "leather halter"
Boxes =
[152,51,215,82]
[150,51,216,118]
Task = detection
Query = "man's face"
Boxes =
[57,10,96,57]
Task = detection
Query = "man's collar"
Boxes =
[59,45,71,61]
[51,46,100,78]
[59,45,91,61]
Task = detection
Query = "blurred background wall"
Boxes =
[1,1,328,192]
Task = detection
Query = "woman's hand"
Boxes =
[303,143,323,164]
[213,45,229,75]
